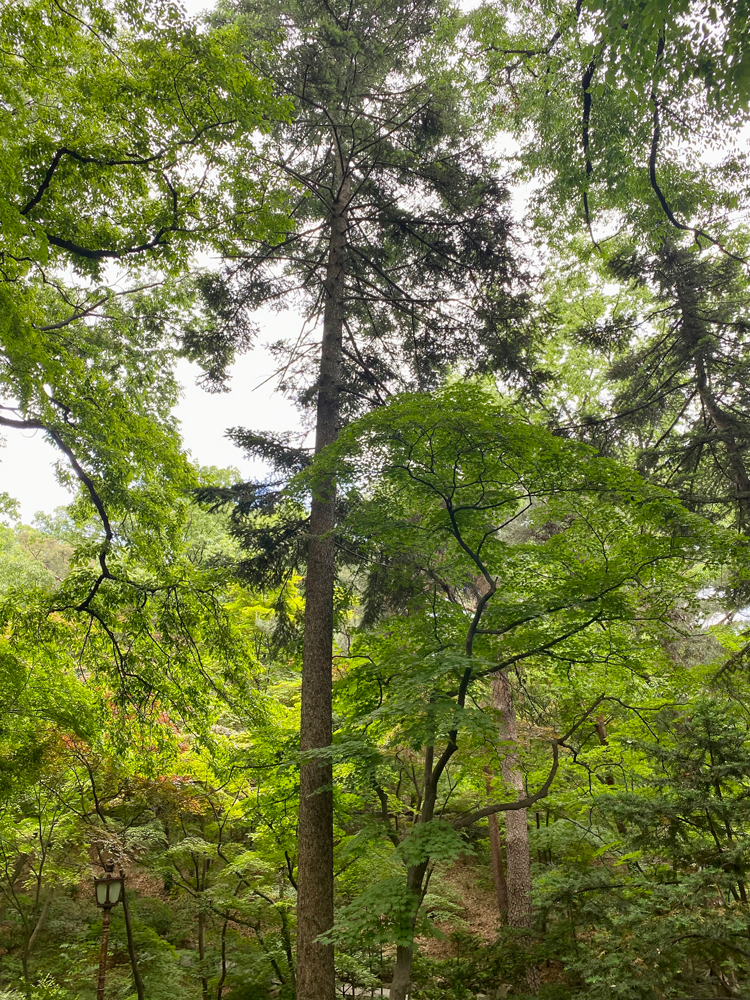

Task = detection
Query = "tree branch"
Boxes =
[452,694,606,829]
[648,47,745,264]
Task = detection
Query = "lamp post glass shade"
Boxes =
[94,862,123,908]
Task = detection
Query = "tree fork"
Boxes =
[296,173,350,1000]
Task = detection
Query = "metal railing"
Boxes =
[335,986,392,998]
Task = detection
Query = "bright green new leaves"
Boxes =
[0,0,287,278]
[326,382,734,712]
[298,381,741,965]
[585,0,750,114]
[0,0,293,698]
[0,0,291,552]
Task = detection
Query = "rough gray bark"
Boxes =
[493,672,540,990]
[390,946,414,1000]
[296,177,350,1000]
[493,673,532,928]
[485,768,509,922]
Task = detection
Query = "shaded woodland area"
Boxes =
[3,0,750,997]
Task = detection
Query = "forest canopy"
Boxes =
[2,0,750,998]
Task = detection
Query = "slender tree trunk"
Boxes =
[389,860,429,1000]
[493,674,532,927]
[198,908,209,1000]
[121,880,145,1000]
[296,174,350,1000]
[595,714,615,787]
[493,673,540,991]
[0,898,6,987]
[389,744,437,1000]
[22,890,52,992]
[216,918,228,1000]
[485,769,509,922]
[280,905,297,995]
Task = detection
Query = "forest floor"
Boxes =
[420,856,499,957]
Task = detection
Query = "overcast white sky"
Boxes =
[0,314,304,523]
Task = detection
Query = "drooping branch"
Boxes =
[0,413,45,431]
[648,60,745,264]
[486,27,563,61]
[0,412,116,608]
[453,742,559,829]
[21,123,237,217]
[43,428,112,545]
[709,640,750,684]
[474,612,606,681]
[581,58,598,246]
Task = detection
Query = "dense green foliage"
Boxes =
[3,0,750,998]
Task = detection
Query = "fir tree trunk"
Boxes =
[493,672,540,990]
[296,176,350,1000]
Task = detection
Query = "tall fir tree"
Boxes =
[201,2,543,994]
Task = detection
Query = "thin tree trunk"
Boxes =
[198,908,209,1000]
[390,746,436,1000]
[493,672,540,991]
[389,860,429,1000]
[296,173,350,1000]
[21,890,52,991]
[493,674,532,927]
[280,904,297,994]
[121,879,145,1000]
[216,918,228,1000]
[485,768,509,922]
[595,714,615,787]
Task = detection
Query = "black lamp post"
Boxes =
[94,860,123,1000]
[93,860,145,1000]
